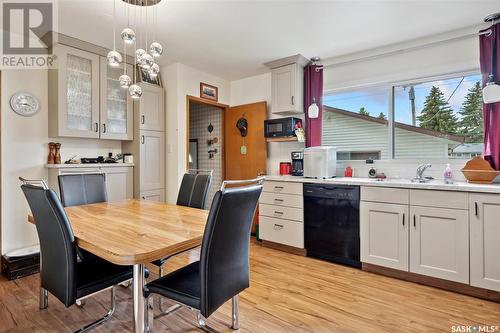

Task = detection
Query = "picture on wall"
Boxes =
[137,66,162,87]
[200,82,218,102]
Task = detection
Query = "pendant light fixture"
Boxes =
[118,0,163,99]
[482,13,500,104]
[107,0,122,67]
[149,2,163,58]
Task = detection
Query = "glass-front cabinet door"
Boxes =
[50,44,100,138]
[100,57,133,140]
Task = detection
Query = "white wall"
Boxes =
[1,70,123,254]
[162,63,230,203]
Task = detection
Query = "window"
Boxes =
[323,73,483,160]
[323,86,389,160]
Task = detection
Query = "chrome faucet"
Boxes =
[412,164,432,183]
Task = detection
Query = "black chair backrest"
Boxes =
[176,173,196,207]
[199,184,263,318]
[176,172,212,209]
[21,184,78,307]
[58,173,108,207]
[190,174,212,209]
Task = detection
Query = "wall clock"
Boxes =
[10,92,40,117]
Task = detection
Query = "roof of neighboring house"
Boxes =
[451,143,483,154]
[323,106,465,143]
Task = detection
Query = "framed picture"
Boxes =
[137,66,162,87]
[200,82,218,101]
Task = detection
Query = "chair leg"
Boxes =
[156,265,183,318]
[197,312,219,333]
[146,296,154,333]
[231,295,240,330]
[73,286,116,333]
[76,299,86,307]
[39,288,48,310]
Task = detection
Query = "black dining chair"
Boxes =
[144,177,264,332]
[20,178,133,333]
[58,173,108,207]
[152,169,213,313]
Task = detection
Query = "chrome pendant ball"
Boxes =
[135,48,146,63]
[119,74,132,88]
[139,53,154,69]
[121,28,136,45]
[107,50,122,67]
[148,63,160,77]
[129,84,142,99]
[150,42,163,58]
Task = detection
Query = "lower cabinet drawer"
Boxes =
[259,204,303,222]
[259,216,304,248]
[259,192,303,208]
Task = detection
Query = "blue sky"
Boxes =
[323,74,481,126]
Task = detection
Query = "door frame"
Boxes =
[185,95,229,180]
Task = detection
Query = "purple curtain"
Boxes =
[304,64,323,147]
[480,23,500,170]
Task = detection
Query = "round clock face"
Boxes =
[10,92,40,117]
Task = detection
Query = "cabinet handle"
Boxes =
[142,196,146,200]
[274,198,284,202]
[141,135,145,144]
[141,115,145,124]
[413,215,416,228]
[291,96,295,105]
[475,202,478,217]
[402,213,405,226]
[274,186,284,190]
[274,211,284,215]
[274,224,284,230]
[94,122,99,132]
[102,123,106,133]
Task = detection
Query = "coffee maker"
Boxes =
[291,151,304,176]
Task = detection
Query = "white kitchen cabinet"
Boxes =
[360,201,409,271]
[410,206,469,283]
[259,216,304,248]
[46,165,134,202]
[139,130,165,191]
[138,84,164,131]
[99,57,134,140]
[470,194,500,291]
[49,44,100,138]
[271,63,304,115]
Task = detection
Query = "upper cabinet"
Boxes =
[138,84,164,131]
[49,44,134,140]
[265,54,309,115]
[100,57,133,140]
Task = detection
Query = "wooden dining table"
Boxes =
[28,199,208,333]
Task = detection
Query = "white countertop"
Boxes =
[265,175,500,194]
[46,163,135,168]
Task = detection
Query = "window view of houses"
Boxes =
[323,74,483,160]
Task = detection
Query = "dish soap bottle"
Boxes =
[444,163,453,184]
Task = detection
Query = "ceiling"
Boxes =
[58,0,499,80]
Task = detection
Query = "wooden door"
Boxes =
[470,194,500,291]
[225,101,267,180]
[139,130,165,191]
[225,102,267,232]
[360,201,409,271]
[139,84,164,131]
[410,206,469,283]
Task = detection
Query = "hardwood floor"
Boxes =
[1,241,499,333]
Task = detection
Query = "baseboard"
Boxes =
[260,240,307,256]
[362,263,500,303]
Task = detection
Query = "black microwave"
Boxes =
[264,117,302,138]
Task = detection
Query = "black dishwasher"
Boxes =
[304,184,360,268]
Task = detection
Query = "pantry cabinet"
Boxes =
[409,206,469,283]
[139,84,164,131]
[360,201,409,271]
[139,130,165,191]
[470,194,500,291]
[49,44,134,140]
